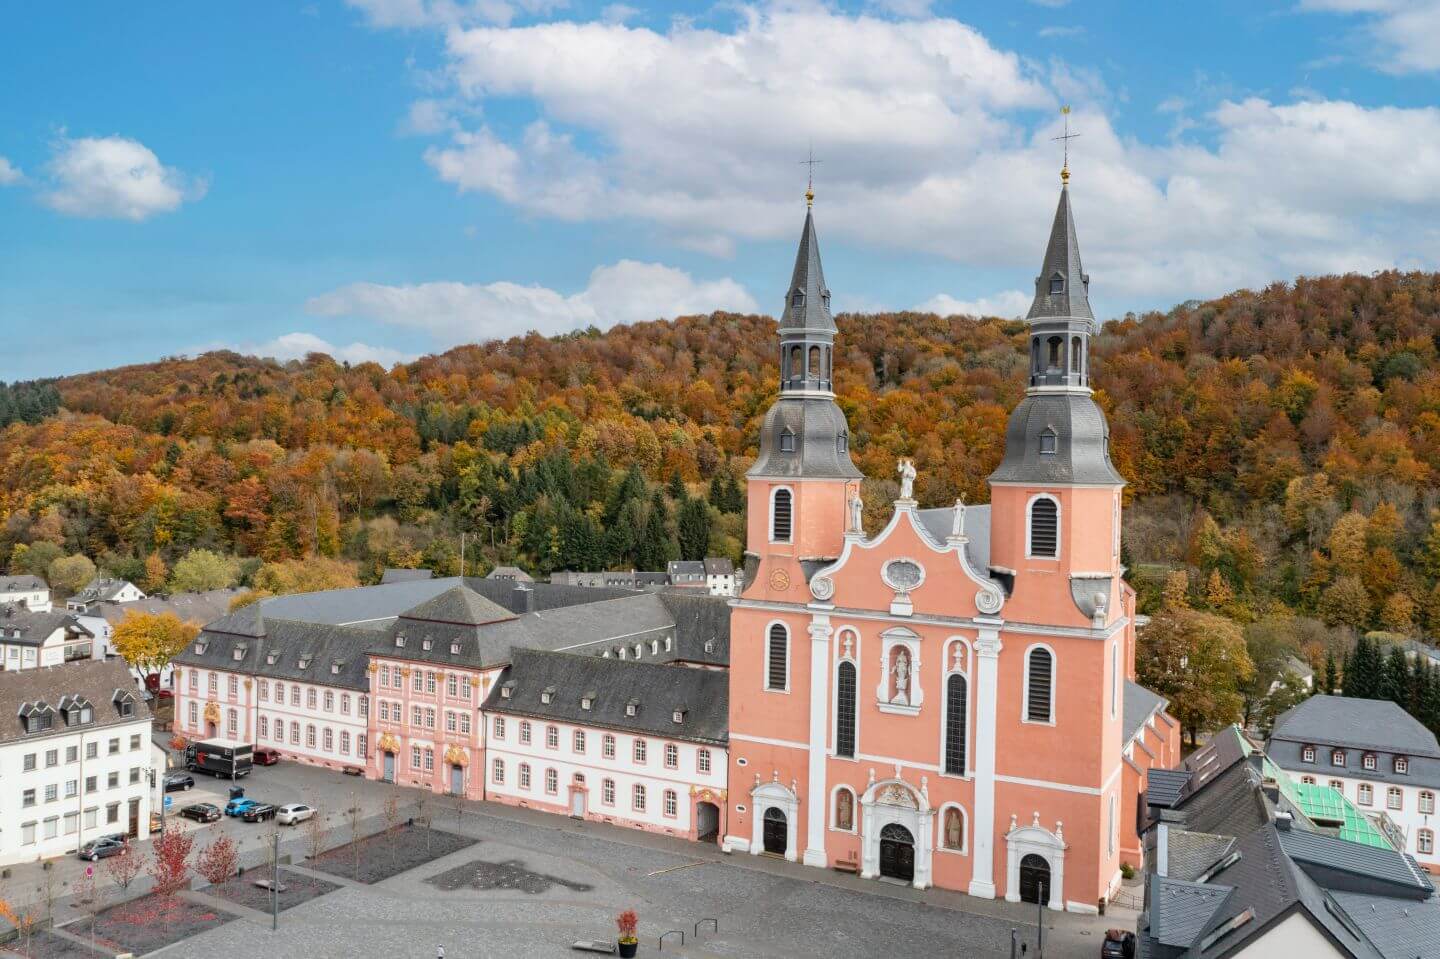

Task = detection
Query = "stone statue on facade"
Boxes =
[897,458,916,500]
[849,492,864,534]
[951,497,966,538]
[892,648,910,705]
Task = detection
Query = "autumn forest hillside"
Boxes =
[6,271,1440,701]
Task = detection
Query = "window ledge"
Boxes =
[877,703,920,717]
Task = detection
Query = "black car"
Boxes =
[1101,929,1136,959]
[179,802,222,823]
[241,802,277,823]
[77,835,128,862]
[163,772,196,792]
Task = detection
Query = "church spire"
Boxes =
[778,197,836,392]
[1027,181,1092,324]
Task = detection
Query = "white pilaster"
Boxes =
[803,614,832,867]
[969,619,1002,899]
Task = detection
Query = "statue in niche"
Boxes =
[944,807,964,850]
[849,492,864,534]
[891,648,911,705]
[897,459,916,500]
[835,789,854,831]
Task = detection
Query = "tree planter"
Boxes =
[618,941,638,958]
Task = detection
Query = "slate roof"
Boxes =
[1277,827,1433,900]
[1147,875,1231,947]
[401,587,516,627]
[380,568,433,584]
[654,592,730,667]
[748,396,864,480]
[91,590,236,629]
[1164,831,1238,883]
[702,558,735,576]
[0,658,151,745]
[1123,680,1167,745]
[0,575,47,593]
[1027,183,1093,322]
[667,561,705,578]
[915,504,992,579]
[70,578,140,605]
[1268,694,1440,789]
[1329,890,1440,959]
[782,206,836,335]
[172,619,376,691]
[988,391,1125,486]
[0,607,91,645]
[485,566,534,583]
[483,648,728,746]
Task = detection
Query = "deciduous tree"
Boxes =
[111,611,199,678]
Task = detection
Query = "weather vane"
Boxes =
[1051,105,1080,183]
[800,146,822,206]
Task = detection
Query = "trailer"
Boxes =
[185,738,253,779]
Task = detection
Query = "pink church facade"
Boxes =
[722,180,1180,912]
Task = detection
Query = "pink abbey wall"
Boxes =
[366,657,491,800]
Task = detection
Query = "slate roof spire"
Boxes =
[783,203,836,337]
[1027,180,1092,324]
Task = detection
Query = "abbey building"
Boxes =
[722,176,1180,912]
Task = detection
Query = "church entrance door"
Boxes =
[762,808,788,856]
[879,823,915,882]
[1019,854,1051,904]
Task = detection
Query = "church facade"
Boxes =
[721,176,1181,912]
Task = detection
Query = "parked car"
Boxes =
[242,803,278,823]
[179,802,222,823]
[157,689,174,700]
[77,835,127,862]
[164,772,195,792]
[277,803,315,826]
[224,797,260,818]
[1101,929,1136,959]
[252,747,281,766]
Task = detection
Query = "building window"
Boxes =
[359,695,368,718]
[209,674,218,695]
[520,721,531,745]
[1358,783,1373,806]
[634,739,647,764]
[1388,787,1403,811]
[494,717,506,740]
[780,429,796,453]
[446,712,457,734]
[424,749,434,771]
[1421,791,1435,815]
[227,709,237,737]
[1302,776,1315,785]
[698,748,712,774]
[546,725,559,749]
[447,674,458,697]
[426,671,437,694]
[1039,429,1057,455]
[1302,746,1315,763]
[358,734,367,758]
[771,489,793,543]
[323,691,334,712]
[258,716,268,738]
[833,787,855,831]
[412,706,422,727]
[229,675,238,696]
[412,747,422,769]
[1028,496,1059,558]
[1363,753,1377,771]
[1024,646,1054,724]
[275,720,285,741]
[603,734,616,759]
[307,725,316,748]
[341,693,351,715]
[1420,829,1435,856]
[519,763,531,789]
[1396,757,1409,775]
[340,731,350,754]
[941,806,966,852]
[291,686,300,706]
[663,790,677,818]
[633,784,646,812]
[1049,273,1064,295]
[658,743,675,768]
[573,731,586,753]
[323,728,334,751]
[459,712,471,735]
[766,623,789,691]
[835,661,857,758]
[945,672,968,775]
[492,758,504,785]
[545,769,558,795]
[603,779,616,805]
[189,702,198,726]
[1328,779,1343,792]
[1332,749,1346,766]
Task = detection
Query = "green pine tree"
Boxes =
[1385,644,1410,707]
[677,496,712,562]
[635,493,675,571]
[1322,651,1337,696]
[604,465,647,528]
[667,469,686,501]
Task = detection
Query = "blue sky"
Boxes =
[3,0,1439,381]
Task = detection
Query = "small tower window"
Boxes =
[837,431,848,454]
[1047,336,1063,368]
[1029,496,1059,558]
[1071,336,1082,373]
[808,345,821,377]
[1039,429,1057,455]
[789,344,802,381]
[771,488,793,542]
[780,428,796,453]
[1049,272,1064,294]
[792,291,805,308]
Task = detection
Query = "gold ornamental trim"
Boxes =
[400,667,412,678]
[378,732,401,754]
[443,744,468,767]
[203,701,221,723]
[367,662,379,673]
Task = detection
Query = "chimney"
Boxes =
[1275,811,1293,831]
[515,585,535,614]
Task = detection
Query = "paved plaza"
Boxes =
[7,748,1129,958]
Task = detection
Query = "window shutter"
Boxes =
[1027,648,1053,722]
[767,624,788,690]
[945,673,968,774]
[1030,498,1058,557]
[835,662,856,757]
[772,489,793,541]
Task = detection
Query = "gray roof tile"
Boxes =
[0,659,150,746]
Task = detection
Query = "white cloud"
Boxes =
[1300,0,1440,74]
[0,157,22,186]
[41,136,203,221]
[400,98,458,135]
[232,332,414,367]
[914,290,1030,317]
[305,260,757,342]
[1038,25,1084,38]
[346,0,565,28]
[600,3,638,22]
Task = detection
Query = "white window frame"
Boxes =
[1021,643,1057,726]
[769,486,795,545]
[1387,786,1402,811]
[1109,640,1119,720]
[764,620,791,693]
[1024,492,1061,561]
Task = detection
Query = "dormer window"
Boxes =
[1363,753,1377,771]
[672,708,687,724]
[1039,428,1057,455]
[194,641,208,655]
[837,431,848,454]
[118,700,134,717]
[704,639,715,653]
[1332,749,1346,766]
[232,647,246,661]
[395,635,406,648]
[780,429,796,453]
[1396,757,1409,774]
[298,656,312,670]
[791,291,804,307]
[581,694,594,710]
[450,643,461,655]
[626,698,639,717]
[266,651,278,665]
[1301,745,1315,764]
[500,681,514,699]
[422,639,433,651]
[541,686,555,705]
[331,662,342,675]
[1049,272,1064,294]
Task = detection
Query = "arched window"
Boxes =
[835,661,857,758]
[833,787,855,831]
[1071,336,1082,373]
[944,673,968,775]
[780,428,796,453]
[771,488,793,542]
[766,624,789,691]
[1049,273,1064,294]
[1029,496,1058,558]
[941,806,966,852]
[789,345,802,381]
[1025,646,1055,723]
[519,763,531,789]
[1047,335,1063,367]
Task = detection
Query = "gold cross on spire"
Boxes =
[1052,105,1080,184]
[799,147,822,207]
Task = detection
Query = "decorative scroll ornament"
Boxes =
[878,783,919,809]
[976,587,1003,615]
[882,559,924,592]
[367,662,379,673]
[203,701,221,723]
[443,743,468,767]
[378,732,401,753]
[810,576,835,602]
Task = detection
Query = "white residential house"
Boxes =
[702,558,738,598]
[0,659,154,865]
[1268,694,1440,871]
[0,608,97,671]
[66,578,145,614]
[0,576,51,612]
[483,649,728,842]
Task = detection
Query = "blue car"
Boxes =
[224,797,259,817]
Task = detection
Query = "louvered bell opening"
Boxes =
[1030,499,1058,557]
[767,624,788,690]
[772,489,793,542]
[1027,649,1053,722]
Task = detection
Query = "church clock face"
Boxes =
[768,568,791,592]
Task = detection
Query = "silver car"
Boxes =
[277,802,314,826]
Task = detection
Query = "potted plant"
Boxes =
[616,909,639,957]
